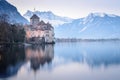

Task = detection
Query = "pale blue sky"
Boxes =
[7,0,120,18]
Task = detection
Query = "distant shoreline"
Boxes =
[55,38,120,42]
[0,38,120,46]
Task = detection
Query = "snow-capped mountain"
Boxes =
[1,0,120,39]
[0,0,28,24]
[23,10,73,26]
[55,13,120,39]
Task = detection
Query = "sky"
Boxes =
[7,0,120,19]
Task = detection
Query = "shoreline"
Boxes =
[55,38,120,42]
[0,42,55,46]
[0,39,120,46]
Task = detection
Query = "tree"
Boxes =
[0,14,26,43]
[11,24,26,43]
[0,14,9,23]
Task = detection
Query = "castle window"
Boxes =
[46,34,49,37]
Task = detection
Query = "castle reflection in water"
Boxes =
[1,42,120,80]
[25,44,54,71]
[0,44,54,78]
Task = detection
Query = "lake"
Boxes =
[0,41,120,80]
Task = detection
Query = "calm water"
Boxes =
[0,41,120,80]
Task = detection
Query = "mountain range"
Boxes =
[0,0,28,24]
[24,10,120,39]
[23,10,73,26]
[55,13,120,39]
[1,0,120,39]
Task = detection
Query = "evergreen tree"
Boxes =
[0,14,26,43]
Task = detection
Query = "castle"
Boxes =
[25,14,55,44]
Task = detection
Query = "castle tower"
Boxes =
[30,14,40,26]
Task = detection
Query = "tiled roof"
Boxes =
[37,20,46,25]
[30,14,39,19]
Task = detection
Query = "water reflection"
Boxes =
[25,44,54,71]
[0,45,25,78]
[0,44,54,79]
[0,42,120,80]
[54,42,120,68]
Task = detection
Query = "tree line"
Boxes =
[0,14,26,44]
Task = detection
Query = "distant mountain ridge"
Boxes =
[0,0,28,24]
[55,13,120,39]
[23,10,73,26]
[1,0,120,39]
[24,10,120,39]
